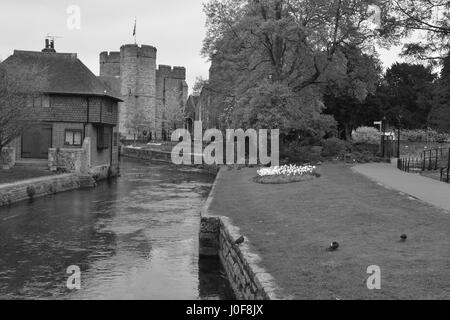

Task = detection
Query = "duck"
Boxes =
[327,241,340,252]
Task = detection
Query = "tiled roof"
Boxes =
[0,50,121,101]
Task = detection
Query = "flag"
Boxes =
[133,19,136,36]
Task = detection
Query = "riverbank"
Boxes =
[200,167,287,300]
[0,166,58,185]
[0,174,81,207]
[207,163,450,299]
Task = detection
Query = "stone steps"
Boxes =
[78,175,97,189]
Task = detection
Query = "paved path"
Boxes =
[353,163,450,212]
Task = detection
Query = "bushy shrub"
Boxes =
[346,141,383,163]
[351,143,380,155]
[401,129,427,142]
[345,151,384,164]
[280,141,323,164]
[401,128,450,143]
[352,127,381,145]
[321,138,347,157]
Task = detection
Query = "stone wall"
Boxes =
[48,148,87,174]
[1,147,16,170]
[48,137,91,174]
[121,146,172,163]
[48,136,118,180]
[0,174,80,207]
[218,217,280,300]
[90,164,112,181]
[199,167,285,300]
[121,146,218,174]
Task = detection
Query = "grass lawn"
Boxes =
[208,164,450,300]
[0,167,56,185]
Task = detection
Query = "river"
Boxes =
[0,159,233,300]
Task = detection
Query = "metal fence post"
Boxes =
[428,150,432,171]
[435,149,438,170]
[447,148,450,183]
[422,152,425,171]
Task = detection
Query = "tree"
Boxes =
[192,77,208,96]
[389,0,450,64]
[429,55,450,132]
[325,61,437,138]
[0,62,41,162]
[159,99,186,137]
[381,62,436,128]
[324,46,383,139]
[124,101,152,142]
[202,0,395,140]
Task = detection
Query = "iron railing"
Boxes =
[397,157,423,173]
[398,147,450,183]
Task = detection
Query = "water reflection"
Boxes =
[0,159,232,300]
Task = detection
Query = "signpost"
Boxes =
[374,121,382,132]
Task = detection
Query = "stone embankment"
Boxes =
[0,174,81,207]
[200,167,285,300]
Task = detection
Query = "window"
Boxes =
[97,126,110,150]
[33,96,42,107]
[65,130,83,147]
[42,96,50,108]
[26,95,42,108]
[113,132,118,147]
[104,100,113,113]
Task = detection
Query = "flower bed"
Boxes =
[254,165,319,184]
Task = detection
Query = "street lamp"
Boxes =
[397,115,403,159]
[381,116,387,158]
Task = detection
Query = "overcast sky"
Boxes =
[0,0,403,92]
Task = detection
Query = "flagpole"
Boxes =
[134,17,137,45]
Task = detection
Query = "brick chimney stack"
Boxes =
[42,38,56,53]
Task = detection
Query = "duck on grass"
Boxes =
[254,164,320,184]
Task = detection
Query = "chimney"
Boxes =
[42,37,56,53]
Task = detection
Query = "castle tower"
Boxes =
[99,51,121,96]
[156,65,188,140]
[120,44,157,138]
[99,44,187,141]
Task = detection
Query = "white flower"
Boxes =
[257,165,316,177]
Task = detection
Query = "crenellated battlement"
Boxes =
[100,51,121,78]
[120,44,157,59]
[100,51,120,64]
[157,64,186,80]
